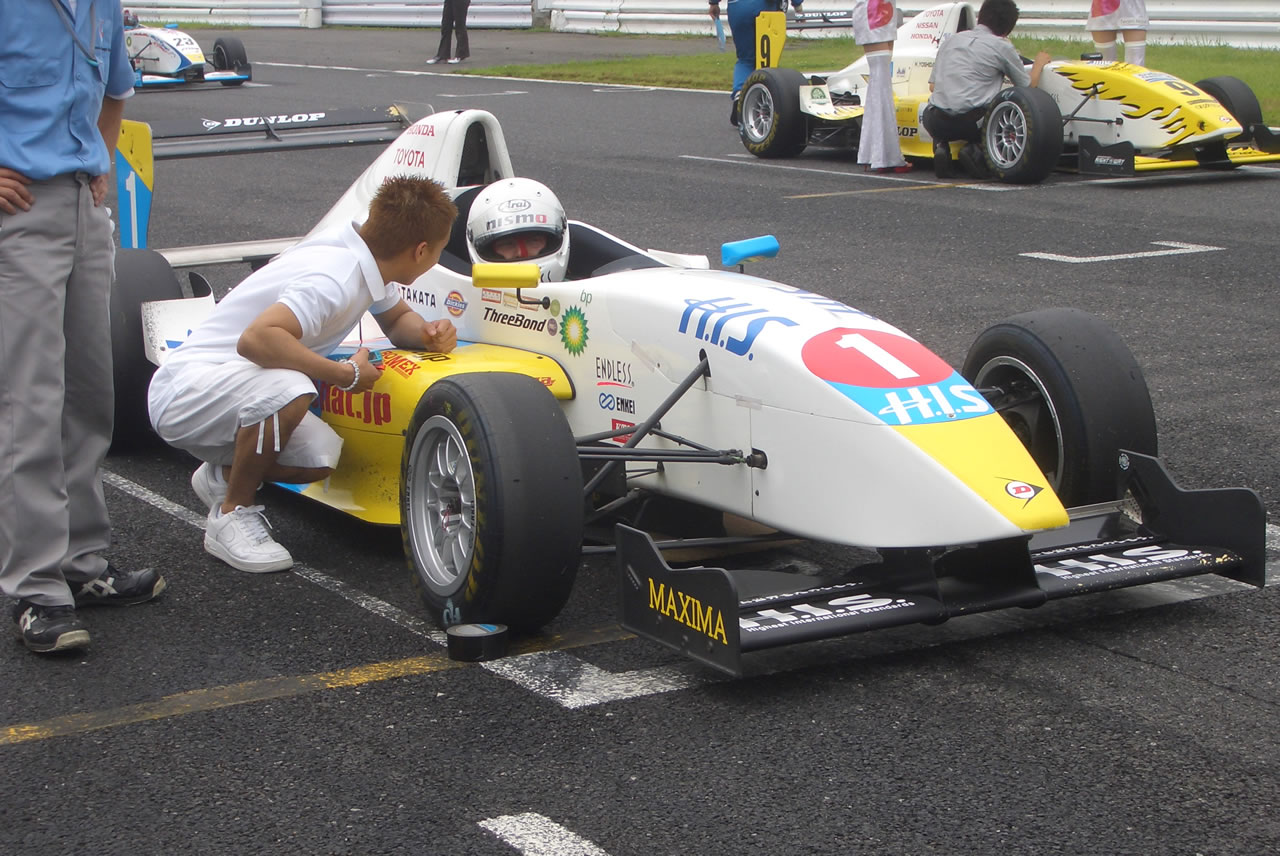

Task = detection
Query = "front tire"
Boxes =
[1195,76,1263,129]
[739,67,808,158]
[401,373,583,632]
[212,37,249,85]
[962,308,1157,507]
[983,86,1064,184]
[109,249,184,453]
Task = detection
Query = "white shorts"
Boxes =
[1088,0,1148,31]
[148,359,343,469]
[852,0,901,46]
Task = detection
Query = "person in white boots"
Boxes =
[147,176,458,573]
[852,0,909,174]
[1087,0,1148,67]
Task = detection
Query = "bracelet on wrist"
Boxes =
[337,358,360,392]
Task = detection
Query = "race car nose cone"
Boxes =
[446,623,510,662]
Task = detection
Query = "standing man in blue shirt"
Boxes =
[0,0,166,654]
[709,0,801,127]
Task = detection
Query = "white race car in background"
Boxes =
[108,108,1266,675]
[124,11,251,88]
[742,2,1280,182]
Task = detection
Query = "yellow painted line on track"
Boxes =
[1,625,632,746]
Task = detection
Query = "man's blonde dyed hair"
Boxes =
[360,175,458,259]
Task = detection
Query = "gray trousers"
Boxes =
[0,173,115,606]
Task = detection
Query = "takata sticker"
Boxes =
[802,328,992,425]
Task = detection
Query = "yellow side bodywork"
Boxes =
[298,343,572,525]
[895,413,1070,533]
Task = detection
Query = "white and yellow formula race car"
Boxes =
[741,2,1280,182]
[123,10,251,89]
[109,109,1266,675]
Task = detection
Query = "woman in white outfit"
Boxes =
[852,0,909,172]
[1087,0,1148,67]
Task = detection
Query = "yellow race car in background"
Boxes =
[741,2,1280,182]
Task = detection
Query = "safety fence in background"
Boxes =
[120,0,1280,48]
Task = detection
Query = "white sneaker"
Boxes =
[191,462,228,512]
[204,505,293,573]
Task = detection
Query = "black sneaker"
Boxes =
[933,141,956,178]
[730,95,741,128]
[71,564,167,608]
[12,601,90,653]
[958,143,991,179]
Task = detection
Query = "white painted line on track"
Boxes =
[479,813,611,856]
[681,154,938,184]
[102,471,446,646]
[104,470,1280,707]
[438,90,529,98]
[481,651,714,708]
[680,154,1022,190]
[256,61,724,93]
[1021,240,1225,264]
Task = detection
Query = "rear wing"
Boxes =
[114,105,420,253]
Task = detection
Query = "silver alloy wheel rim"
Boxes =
[742,84,775,144]
[973,355,1065,490]
[406,414,476,594]
[986,101,1028,170]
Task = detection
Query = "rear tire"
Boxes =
[109,249,183,453]
[983,86,1064,184]
[739,67,809,158]
[962,309,1157,507]
[401,373,583,632]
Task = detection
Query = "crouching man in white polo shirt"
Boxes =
[148,176,459,573]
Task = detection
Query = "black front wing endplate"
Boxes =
[617,452,1266,676]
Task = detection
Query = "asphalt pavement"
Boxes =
[2,33,1278,856]
[229,26,728,73]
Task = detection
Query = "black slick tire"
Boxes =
[400,373,583,632]
[213,37,249,85]
[962,308,1157,507]
[983,86,1064,184]
[109,249,184,453]
[738,67,808,158]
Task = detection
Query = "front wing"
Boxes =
[619,452,1265,676]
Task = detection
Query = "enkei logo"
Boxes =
[598,393,635,414]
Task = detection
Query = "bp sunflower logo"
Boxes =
[560,306,589,356]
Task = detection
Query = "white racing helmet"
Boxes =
[466,178,569,282]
